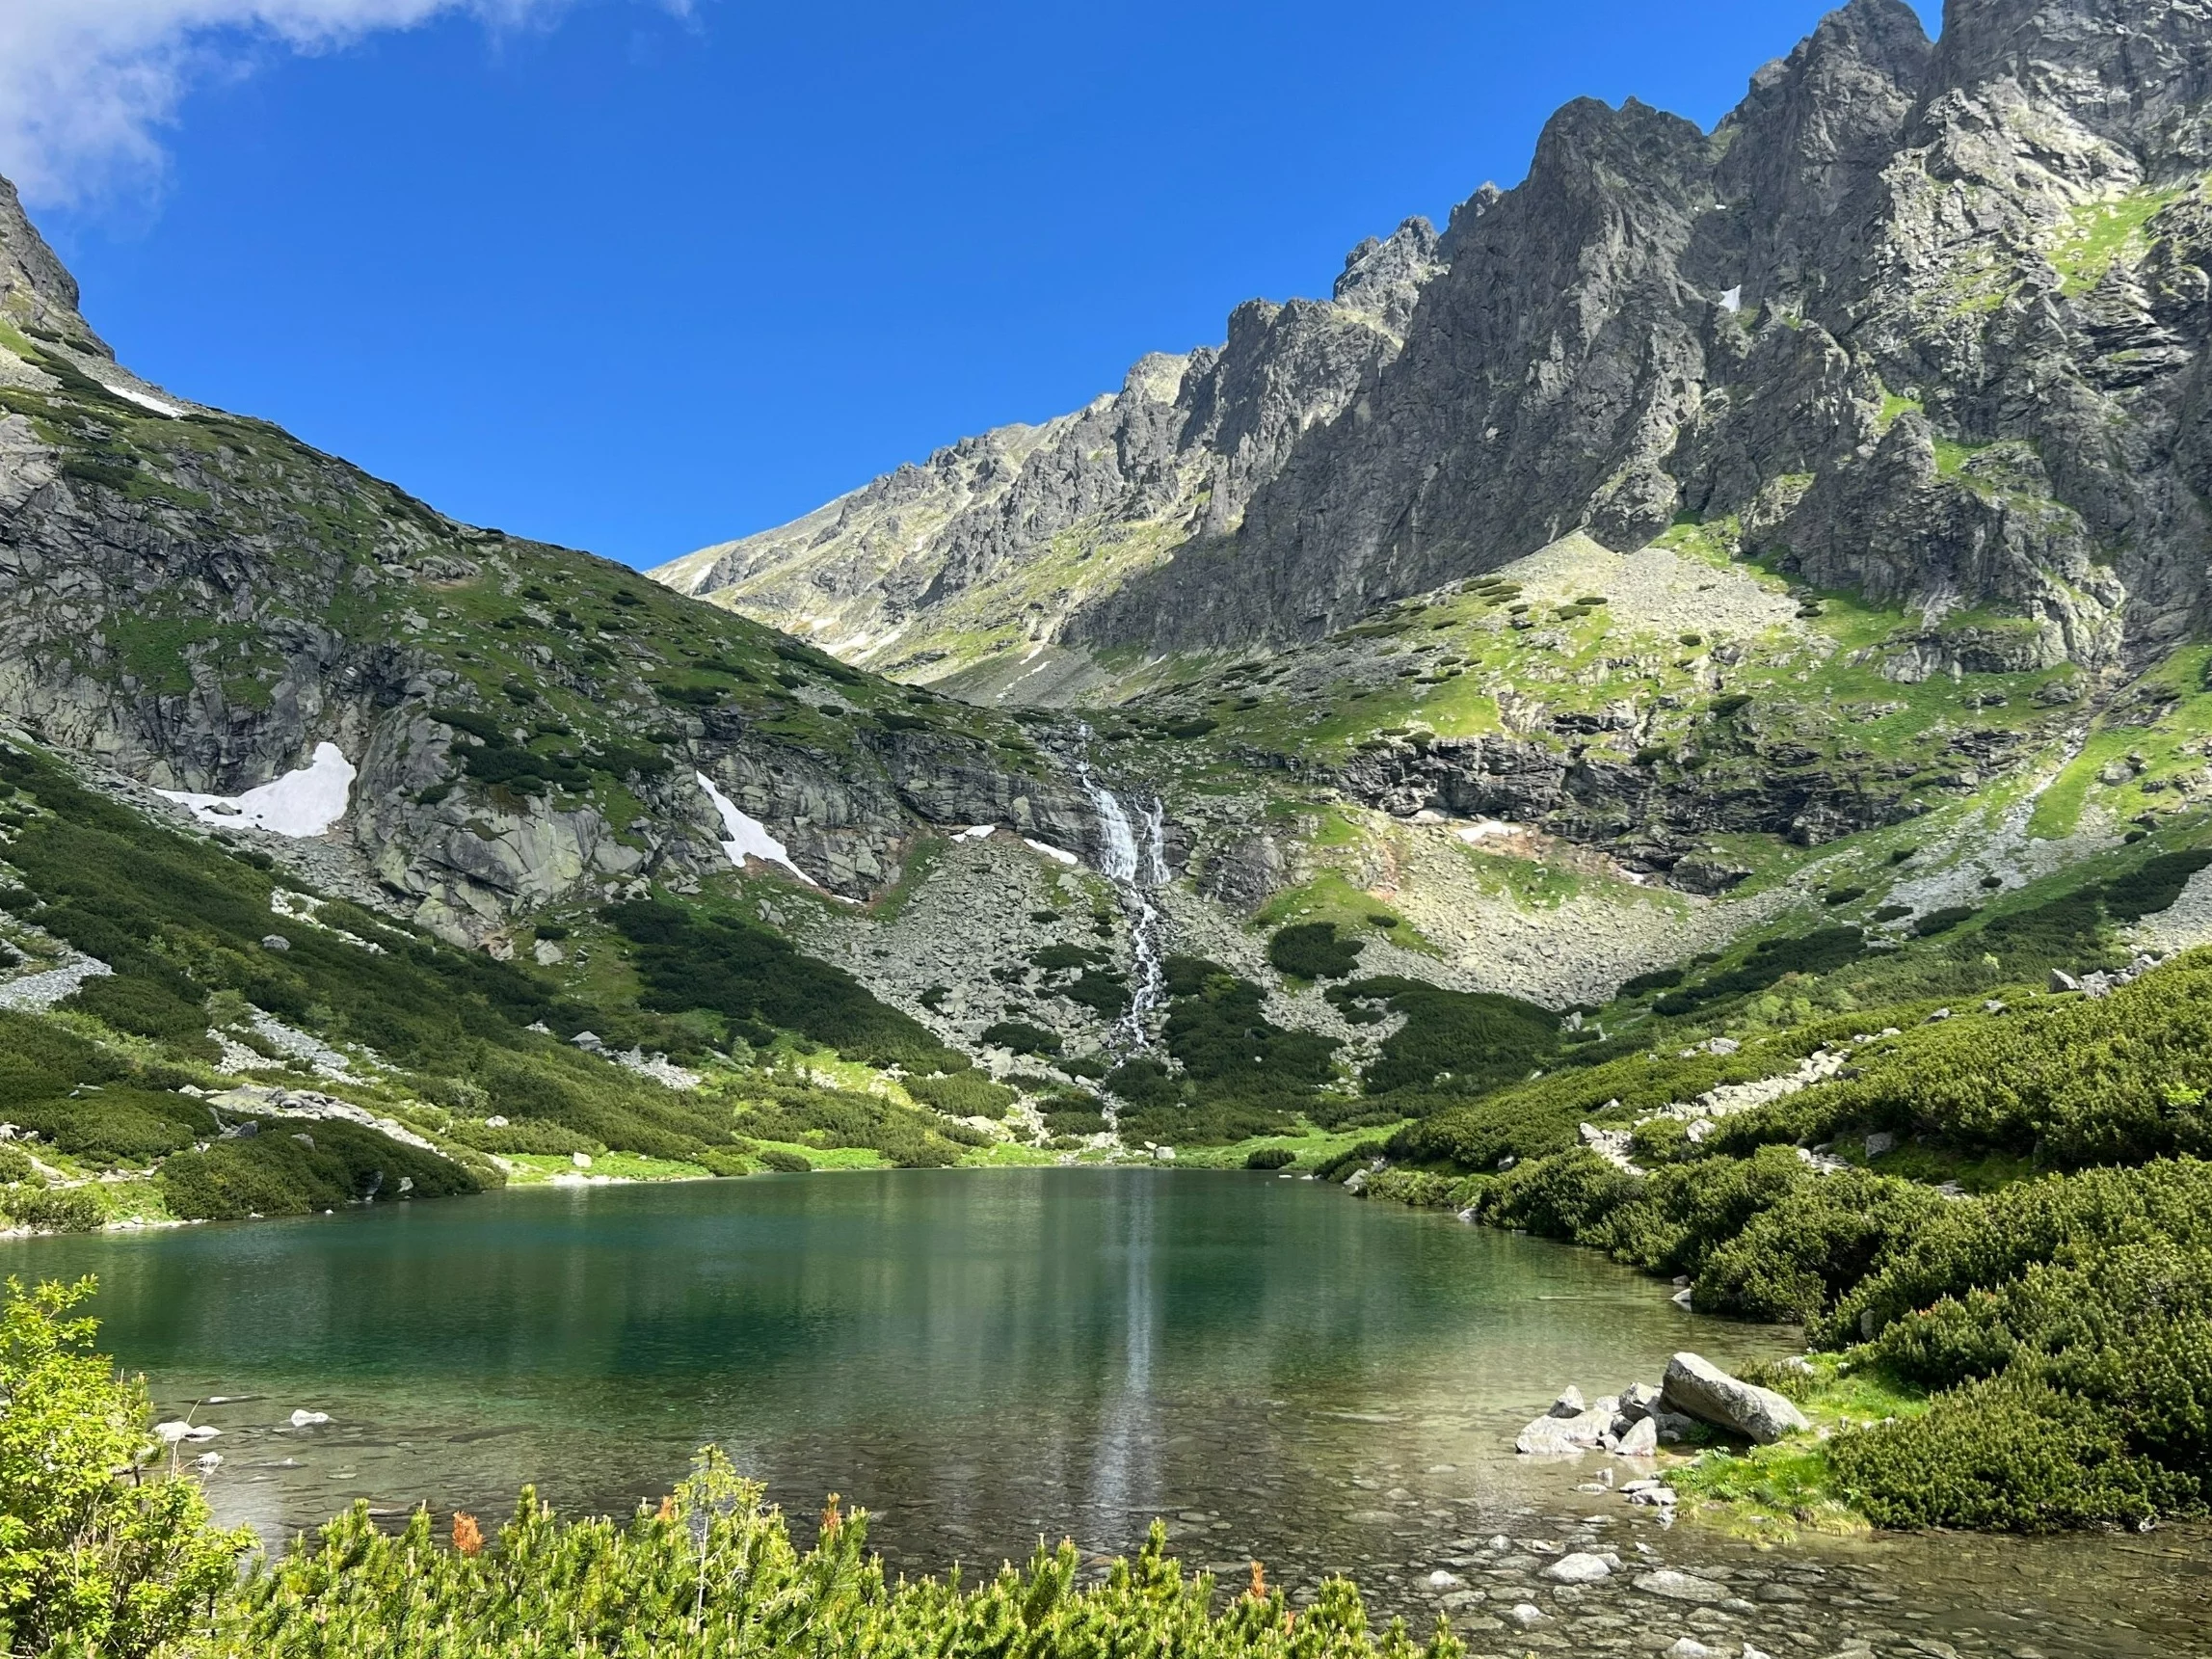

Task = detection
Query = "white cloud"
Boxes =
[0,0,579,204]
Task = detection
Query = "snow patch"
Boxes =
[104,382,185,417]
[954,824,997,842]
[156,743,355,837]
[1023,838,1079,867]
[1719,285,1744,314]
[1454,819,1516,844]
[696,772,815,885]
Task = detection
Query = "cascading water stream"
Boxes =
[1075,750,1169,1052]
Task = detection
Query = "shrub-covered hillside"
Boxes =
[0,736,1047,1229]
[1358,904,2212,1534]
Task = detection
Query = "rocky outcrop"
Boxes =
[1336,728,1924,871]
[0,190,1149,944]
[696,0,2211,680]
[653,220,1446,677]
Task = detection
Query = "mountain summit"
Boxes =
[665,0,2212,700]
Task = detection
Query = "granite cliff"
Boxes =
[673,0,2212,693]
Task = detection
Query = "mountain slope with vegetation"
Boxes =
[679,0,2212,688]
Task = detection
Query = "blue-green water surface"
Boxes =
[6,1170,2206,1655]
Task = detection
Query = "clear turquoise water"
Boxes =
[7,1170,2207,1654]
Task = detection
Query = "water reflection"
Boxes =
[7,1171,2209,1654]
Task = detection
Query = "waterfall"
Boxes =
[1077,757,1169,1050]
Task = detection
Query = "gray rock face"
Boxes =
[0,177,103,351]
[1661,1351,1811,1444]
[0,194,1132,944]
[696,0,2212,679]
[654,220,1445,677]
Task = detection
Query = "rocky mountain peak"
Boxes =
[671,0,2212,691]
[0,177,105,355]
[1332,217,1445,335]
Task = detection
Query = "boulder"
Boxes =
[1632,1568,1727,1603]
[1617,1380,1664,1419]
[1514,1414,1584,1455]
[1650,1409,1699,1443]
[1613,1415,1659,1456]
[1546,1384,1586,1419]
[1541,1552,1613,1584]
[1661,1351,1808,1444]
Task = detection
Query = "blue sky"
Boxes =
[32,0,1939,569]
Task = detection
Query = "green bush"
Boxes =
[1652,926,1866,1016]
[1329,978,1557,1098]
[757,1149,813,1173]
[60,975,211,1048]
[1724,957,2212,1169]
[209,1444,1459,1659]
[0,1280,250,1657]
[1267,923,1364,980]
[737,1082,965,1168]
[1824,1158,2212,1347]
[157,1119,480,1220]
[610,900,966,1074]
[905,1073,1018,1118]
[1830,1375,2191,1532]
[979,1021,1062,1057]
[4,1089,213,1164]
[1244,1146,1296,1170]
[1913,905,1976,937]
[4,1186,106,1233]
[460,1119,602,1157]
[1478,1148,1641,1240]
[1159,956,1337,1111]
[0,1010,124,1106]
[1692,1169,1945,1321]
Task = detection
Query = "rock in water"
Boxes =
[1617,1380,1664,1419]
[289,1408,333,1429]
[1632,1568,1728,1603]
[1547,1383,1586,1419]
[1661,1352,1808,1444]
[1614,1415,1660,1456]
[1514,1414,1584,1455]
[1541,1552,1613,1584]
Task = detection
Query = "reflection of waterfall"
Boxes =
[1082,1175,1159,1539]
[1079,759,1168,1050]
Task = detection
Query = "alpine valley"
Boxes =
[11,0,2212,1571]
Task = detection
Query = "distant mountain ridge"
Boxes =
[652,218,1447,697]
[663,0,2212,698]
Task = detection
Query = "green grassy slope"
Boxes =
[0,736,1056,1228]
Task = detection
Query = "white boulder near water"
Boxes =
[156,742,355,837]
[1661,1351,1809,1444]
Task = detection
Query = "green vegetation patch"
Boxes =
[1328,979,1559,1099]
[1266,922,1364,980]
[159,1118,480,1220]
[608,898,965,1074]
